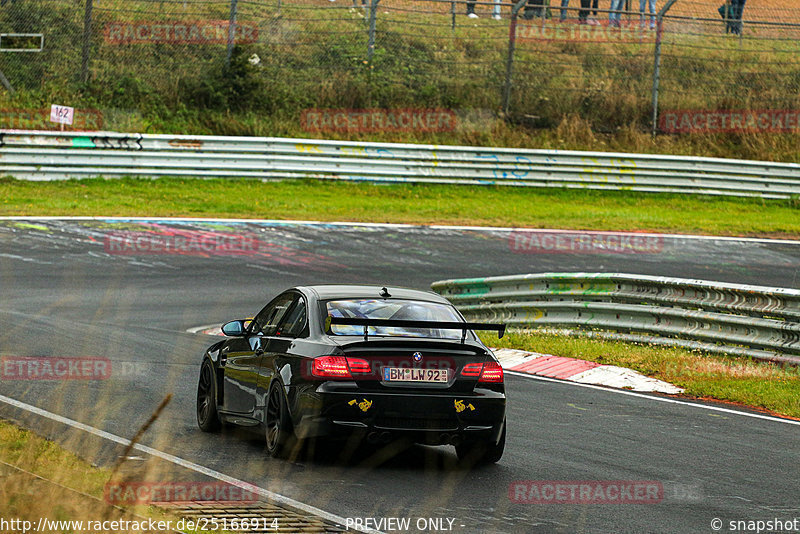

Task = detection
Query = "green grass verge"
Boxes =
[481,331,800,419]
[3,177,800,237]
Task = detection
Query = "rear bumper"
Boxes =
[292,383,506,444]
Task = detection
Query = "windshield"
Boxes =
[325,299,465,339]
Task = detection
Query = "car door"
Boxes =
[255,294,308,407]
[221,293,296,415]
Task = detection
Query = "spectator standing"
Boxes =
[589,0,600,24]
[560,0,570,21]
[640,0,656,29]
[523,0,545,19]
[730,0,746,34]
[466,0,478,18]
[578,0,591,23]
[609,0,625,27]
[719,0,745,34]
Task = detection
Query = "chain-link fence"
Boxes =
[657,1,800,135]
[0,0,797,137]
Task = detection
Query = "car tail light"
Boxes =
[479,361,504,383]
[346,357,371,374]
[460,361,504,383]
[312,356,352,379]
[311,356,373,379]
[460,363,483,377]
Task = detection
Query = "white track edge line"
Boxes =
[505,371,800,427]
[0,393,382,534]
[0,216,799,246]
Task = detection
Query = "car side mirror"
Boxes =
[221,320,247,337]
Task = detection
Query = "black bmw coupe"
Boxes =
[196,285,507,464]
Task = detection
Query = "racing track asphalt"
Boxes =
[0,218,798,534]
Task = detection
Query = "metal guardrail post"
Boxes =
[651,0,678,136]
[367,0,380,64]
[502,0,528,115]
[225,0,239,69]
[81,0,93,83]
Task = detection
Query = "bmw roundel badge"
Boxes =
[412,352,423,362]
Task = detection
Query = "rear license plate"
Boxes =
[382,367,448,383]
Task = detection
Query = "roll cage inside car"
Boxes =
[248,290,309,339]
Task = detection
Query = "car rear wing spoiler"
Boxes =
[325,316,506,343]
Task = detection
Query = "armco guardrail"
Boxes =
[3,130,800,198]
[431,273,800,365]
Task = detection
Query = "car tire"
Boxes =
[455,418,505,465]
[197,360,222,432]
[265,381,293,458]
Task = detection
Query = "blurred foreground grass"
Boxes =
[0,421,196,532]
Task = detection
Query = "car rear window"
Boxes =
[325,299,464,339]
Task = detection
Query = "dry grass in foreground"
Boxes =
[0,421,194,532]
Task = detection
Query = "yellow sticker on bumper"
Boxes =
[454,399,475,413]
[349,398,373,412]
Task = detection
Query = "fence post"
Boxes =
[367,0,380,63]
[0,70,15,95]
[451,0,456,32]
[501,0,528,115]
[80,0,93,83]
[723,0,731,33]
[226,0,239,68]
[651,0,678,136]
